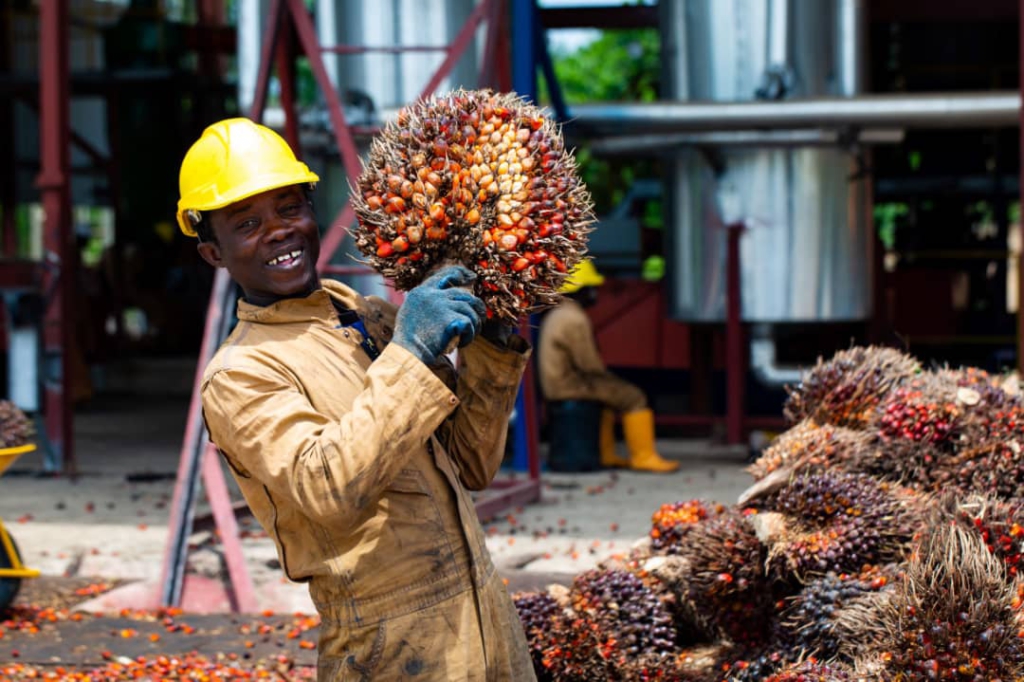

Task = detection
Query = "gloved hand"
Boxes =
[393,266,486,365]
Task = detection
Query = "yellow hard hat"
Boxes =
[560,259,605,294]
[176,118,320,237]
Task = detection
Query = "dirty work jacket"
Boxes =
[537,298,646,413]
[201,279,536,681]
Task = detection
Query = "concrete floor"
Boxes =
[0,357,756,614]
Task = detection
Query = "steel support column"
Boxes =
[725,223,745,445]
[37,0,73,474]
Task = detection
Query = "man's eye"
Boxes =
[280,203,302,216]
[237,218,259,231]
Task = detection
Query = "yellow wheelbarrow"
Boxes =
[0,443,39,609]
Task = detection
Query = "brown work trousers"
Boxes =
[316,571,535,681]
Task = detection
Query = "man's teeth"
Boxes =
[267,250,302,266]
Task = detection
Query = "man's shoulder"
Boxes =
[201,321,282,385]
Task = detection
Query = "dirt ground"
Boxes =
[1,576,318,679]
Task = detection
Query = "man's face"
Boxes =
[198,185,321,306]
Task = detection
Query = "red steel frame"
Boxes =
[37,0,75,476]
[157,0,541,612]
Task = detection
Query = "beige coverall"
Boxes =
[537,298,647,412]
[201,280,536,681]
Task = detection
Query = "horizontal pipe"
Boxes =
[588,127,905,154]
[569,92,1022,134]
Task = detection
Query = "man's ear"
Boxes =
[197,241,224,268]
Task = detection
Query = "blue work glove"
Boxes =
[393,265,486,365]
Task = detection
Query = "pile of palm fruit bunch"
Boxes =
[513,345,1024,680]
[352,88,593,323]
[0,399,33,448]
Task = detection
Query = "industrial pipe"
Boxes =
[588,128,905,155]
[569,92,1021,134]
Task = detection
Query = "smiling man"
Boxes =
[176,118,536,680]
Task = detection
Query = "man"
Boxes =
[538,260,679,473]
[177,118,535,680]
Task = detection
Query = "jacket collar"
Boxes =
[236,279,364,325]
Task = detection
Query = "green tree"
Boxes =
[540,28,661,214]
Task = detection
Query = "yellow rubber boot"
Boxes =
[623,409,680,473]
[599,409,630,468]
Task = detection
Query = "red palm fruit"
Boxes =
[353,88,593,323]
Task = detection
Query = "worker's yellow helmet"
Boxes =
[176,118,320,237]
[560,259,605,294]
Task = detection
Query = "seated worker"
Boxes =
[538,259,679,473]
[177,118,535,680]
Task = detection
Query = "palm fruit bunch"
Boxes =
[784,346,920,429]
[762,660,853,682]
[947,496,1024,580]
[847,523,1024,681]
[953,404,1024,499]
[747,419,874,481]
[936,365,1021,418]
[750,471,915,582]
[646,509,772,645]
[870,374,973,491]
[352,88,594,323]
[774,566,895,662]
[513,591,562,680]
[568,569,678,677]
[650,500,728,554]
[720,650,788,682]
[0,400,33,448]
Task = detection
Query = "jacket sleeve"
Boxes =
[562,310,607,376]
[435,335,531,490]
[202,342,458,526]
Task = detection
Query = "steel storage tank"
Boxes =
[661,0,871,322]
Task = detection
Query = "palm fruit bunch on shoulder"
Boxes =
[0,400,33,448]
[762,660,853,682]
[774,565,896,663]
[564,568,679,680]
[645,508,772,645]
[749,471,916,583]
[784,346,920,429]
[848,523,1024,682]
[353,88,593,323]
[650,499,729,555]
[747,419,874,482]
[513,591,562,681]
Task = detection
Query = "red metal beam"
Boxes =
[200,443,258,612]
[725,222,745,445]
[37,0,73,475]
[322,45,448,55]
[275,9,300,151]
[285,0,362,189]
[248,0,283,123]
[418,0,492,102]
